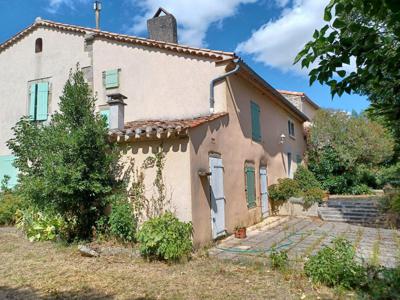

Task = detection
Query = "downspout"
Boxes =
[209,59,240,114]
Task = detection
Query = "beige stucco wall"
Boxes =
[92,38,228,121]
[188,73,306,246]
[118,138,192,223]
[0,27,91,155]
[302,100,318,121]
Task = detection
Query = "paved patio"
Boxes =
[209,217,400,268]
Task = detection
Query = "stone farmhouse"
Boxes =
[0,8,319,246]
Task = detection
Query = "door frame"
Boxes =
[260,165,269,218]
[209,153,226,239]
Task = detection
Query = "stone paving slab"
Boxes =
[210,217,400,268]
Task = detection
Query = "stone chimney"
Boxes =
[147,7,178,44]
[107,93,127,131]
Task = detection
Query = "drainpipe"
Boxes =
[209,59,240,114]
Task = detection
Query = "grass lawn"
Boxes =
[0,227,344,300]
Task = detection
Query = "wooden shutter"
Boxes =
[0,155,18,190]
[245,166,256,208]
[29,84,37,120]
[36,82,49,121]
[251,102,261,142]
[104,69,119,89]
[100,110,110,128]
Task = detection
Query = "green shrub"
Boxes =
[16,208,76,242]
[269,248,288,270]
[376,162,400,188]
[360,266,400,299]
[302,187,325,207]
[108,200,137,243]
[137,212,193,262]
[0,193,24,225]
[268,178,301,201]
[350,184,373,195]
[304,238,365,289]
[294,166,321,191]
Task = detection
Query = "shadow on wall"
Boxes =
[120,138,189,156]
[190,115,230,154]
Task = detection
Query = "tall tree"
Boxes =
[8,68,119,239]
[295,0,400,157]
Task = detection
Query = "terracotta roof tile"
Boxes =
[124,112,228,132]
[0,19,236,60]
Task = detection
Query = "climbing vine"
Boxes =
[123,146,171,224]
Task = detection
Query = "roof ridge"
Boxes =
[0,18,235,59]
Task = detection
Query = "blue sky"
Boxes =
[0,0,369,112]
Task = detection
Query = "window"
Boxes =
[35,38,43,53]
[245,164,256,208]
[296,154,302,164]
[251,101,261,142]
[29,82,49,121]
[103,69,120,89]
[0,155,18,190]
[287,152,292,178]
[288,120,295,137]
[100,109,110,128]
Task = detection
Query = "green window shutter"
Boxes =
[100,110,110,128]
[245,166,256,208]
[29,84,37,120]
[36,82,49,121]
[104,69,119,89]
[0,155,18,190]
[251,102,261,142]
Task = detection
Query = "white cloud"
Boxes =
[236,0,329,73]
[47,0,89,13]
[275,0,290,8]
[129,0,258,47]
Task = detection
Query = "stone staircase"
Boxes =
[318,196,387,227]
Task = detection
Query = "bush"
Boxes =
[269,248,288,270]
[108,200,137,243]
[268,178,301,201]
[16,208,77,242]
[349,184,372,195]
[294,166,321,191]
[0,192,24,225]
[137,212,193,262]
[304,238,365,289]
[302,187,325,207]
[376,162,400,187]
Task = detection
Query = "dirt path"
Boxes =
[0,227,338,300]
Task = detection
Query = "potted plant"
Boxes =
[234,225,247,239]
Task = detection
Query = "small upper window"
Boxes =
[288,120,295,137]
[35,38,43,53]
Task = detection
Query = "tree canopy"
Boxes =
[295,0,400,157]
[307,110,395,194]
[8,68,119,239]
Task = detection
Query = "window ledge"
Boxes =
[289,135,296,140]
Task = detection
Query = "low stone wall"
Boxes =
[273,197,319,217]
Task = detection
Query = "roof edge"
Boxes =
[239,62,309,122]
[0,19,237,60]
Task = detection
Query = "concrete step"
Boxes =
[320,207,379,213]
[326,202,378,208]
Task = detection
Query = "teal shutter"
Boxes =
[36,82,49,121]
[104,70,119,89]
[0,155,18,190]
[29,84,36,120]
[245,166,256,208]
[100,110,110,128]
[251,102,261,142]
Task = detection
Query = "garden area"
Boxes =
[1,0,400,298]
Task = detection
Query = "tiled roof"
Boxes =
[278,90,305,96]
[278,89,320,109]
[0,19,236,61]
[110,112,228,142]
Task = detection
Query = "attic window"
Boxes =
[35,38,43,53]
